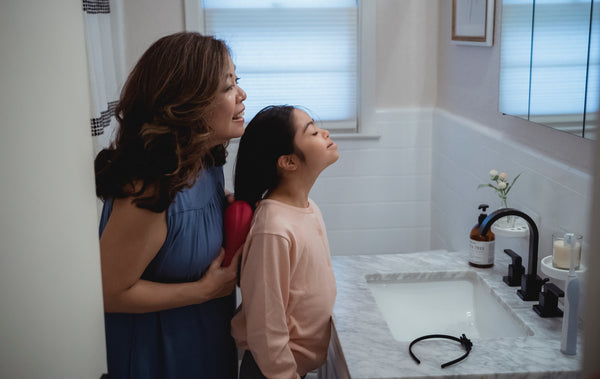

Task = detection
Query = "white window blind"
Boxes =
[499,0,599,137]
[202,0,358,131]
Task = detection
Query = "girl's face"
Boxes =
[206,55,247,145]
[291,109,339,173]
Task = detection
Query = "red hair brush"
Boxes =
[222,200,253,267]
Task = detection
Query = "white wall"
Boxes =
[119,0,596,254]
[0,0,595,376]
[119,0,440,109]
[435,1,599,375]
[224,109,434,255]
[583,137,600,377]
[118,0,441,255]
[0,2,107,378]
[433,0,596,285]
[376,0,438,107]
[98,0,600,374]
[436,0,595,174]
[430,110,592,275]
[121,0,185,73]
[225,1,440,254]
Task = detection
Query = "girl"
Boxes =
[95,32,245,378]
[231,105,339,379]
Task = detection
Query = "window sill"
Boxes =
[331,132,381,140]
[227,132,380,145]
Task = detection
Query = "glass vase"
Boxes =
[498,198,516,228]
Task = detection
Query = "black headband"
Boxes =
[408,333,473,368]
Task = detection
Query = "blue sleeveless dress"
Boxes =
[99,167,237,379]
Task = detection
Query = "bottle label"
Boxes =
[469,240,495,265]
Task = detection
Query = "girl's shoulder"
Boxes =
[255,198,315,216]
[251,198,321,234]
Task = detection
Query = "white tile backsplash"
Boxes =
[432,109,593,269]
[326,227,431,255]
[223,109,433,256]
[323,148,431,177]
[311,175,431,203]
[319,202,430,229]
[223,108,593,265]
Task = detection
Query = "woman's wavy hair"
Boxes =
[95,32,231,212]
[234,105,305,210]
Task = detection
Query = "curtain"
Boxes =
[82,0,124,152]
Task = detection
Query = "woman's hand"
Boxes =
[225,189,235,205]
[198,247,241,300]
[100,193,242,313]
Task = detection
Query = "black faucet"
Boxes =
[479,208,545,301]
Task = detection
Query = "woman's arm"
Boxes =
[100,196,240,313]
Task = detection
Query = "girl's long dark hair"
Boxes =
[95,32,230,212]
[234,105,300,209]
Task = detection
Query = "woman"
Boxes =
[95,32,246,378]
[231,106,339,379]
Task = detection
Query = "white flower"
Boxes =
[478,170,522,208]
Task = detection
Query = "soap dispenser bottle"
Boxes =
[469,204,495,268]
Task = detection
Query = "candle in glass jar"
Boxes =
[552,235,582,270]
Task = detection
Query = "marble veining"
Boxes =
[331,250,582,379]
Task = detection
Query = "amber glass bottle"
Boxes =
[469,204,495,268]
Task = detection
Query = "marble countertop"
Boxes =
[331,250,583,379]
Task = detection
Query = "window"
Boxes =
[499,0,599,138]
[186,0,362,132]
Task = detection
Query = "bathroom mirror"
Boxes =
[499,0,599,140]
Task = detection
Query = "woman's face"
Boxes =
[206,55,247,145]
[291,109,339,173]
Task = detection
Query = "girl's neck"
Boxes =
[267,180,311,208]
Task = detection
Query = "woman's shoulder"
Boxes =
[169,166,225,215]
[102,195,167,246]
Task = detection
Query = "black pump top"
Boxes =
[478,204,489,225]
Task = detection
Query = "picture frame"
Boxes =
[452,0,495,47]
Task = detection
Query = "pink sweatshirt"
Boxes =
[231,199,337,379]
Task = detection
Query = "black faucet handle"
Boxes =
[503,249,525,287]
[544,282,564,298]
[504,249,522,265]
[518,275,547,301]
[533,282,564,318]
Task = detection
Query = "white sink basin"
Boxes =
[366,271,533,341]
